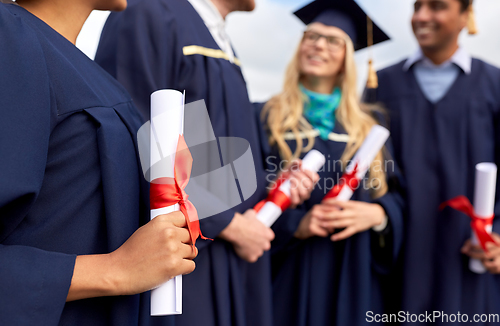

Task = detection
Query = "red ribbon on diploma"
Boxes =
[323,164,359,201]
[150,135,210,248]
[440,195,496,252]
[254,175,291,213]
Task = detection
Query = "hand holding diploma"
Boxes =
[295,125,390,241]
[148,90,208,315]
[461,233,500,274]
[104,212,198,295]
[255,150,325,227]
[66,91,203,304]
[67,211,197,302]
[286,159,321,208]
[442,163,498,274]
[323,125,390,202]
[294,200,386,241]
[217,151,322,262]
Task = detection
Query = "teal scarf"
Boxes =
[300,84,342,140]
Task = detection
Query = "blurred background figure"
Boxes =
[369,0,500,323]
[260,1,404,325]
[77,0,500,101]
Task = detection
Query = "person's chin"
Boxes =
[304,71,329,80]
[302,67,322,76]
[247,2,256,11]
[97,1,127,12]
[416,37,439,51]
[239,0,256,12]
[113,1,127,11]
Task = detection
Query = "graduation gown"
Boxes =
[372,59,500,324]
[268,121,404,326]
[95,1,271,325]
[0,3,171,326]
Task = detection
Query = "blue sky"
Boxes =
[77,0,500,102]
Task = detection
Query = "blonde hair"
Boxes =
[262,35,388,198]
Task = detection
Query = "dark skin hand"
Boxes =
[461,232,500,274]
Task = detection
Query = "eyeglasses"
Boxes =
[303,31,346,52]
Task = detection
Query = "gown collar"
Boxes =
[403,47,472,75]
[187,0,235,63]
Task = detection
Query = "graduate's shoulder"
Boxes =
[471,57,500,89]
[111,0,193,28]
[0,4,50,89]
[471,57,500,72]
[371,60,408,102]
[376,60,407,81]
[0,4,46,54]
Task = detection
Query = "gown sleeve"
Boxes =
[0,8,75,325]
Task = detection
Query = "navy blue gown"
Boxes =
[0,3,175,326]
[95,1,272,325]
[371,59,500,324]
[268,121,404,326]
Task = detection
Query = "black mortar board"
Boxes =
[294,0,390,51]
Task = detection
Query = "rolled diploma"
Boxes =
[334,125,390,202]
[469,162,497,274]
[257,150,326,227]
[150,90,184,315]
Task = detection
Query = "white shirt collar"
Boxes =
[187,0,235,62]
[403,47,472,74]
[188,0,224,29]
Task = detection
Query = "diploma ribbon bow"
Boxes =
[150,135,211,248]
[322,163,360,201]
[440,195,496,252]
[254,175,291,213]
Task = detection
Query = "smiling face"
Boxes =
[299,23,347,82]
[412,0,468,52]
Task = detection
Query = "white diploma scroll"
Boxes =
[257,150,326,227]
[150,89,184,315]
[334,125,390,202]
[469,162,497,274]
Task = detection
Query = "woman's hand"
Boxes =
[274,159,320,208]
[461,233,500,274]
[299,199,385,242]
[294,204,338,240]
[294,199,386,241]
[321,199,386,241]
[67,211,197,301]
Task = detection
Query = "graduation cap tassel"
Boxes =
[366,17,378,89]
[467,0,478,35]
[367,59,378,89]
